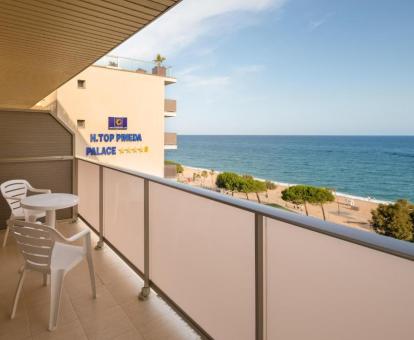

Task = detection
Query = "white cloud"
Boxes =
[191,76,232,87]
[113,0,287,59]
[233,64,265,75]
[176,66,231,88]
[309,12,335,31]
[175,63,264,91]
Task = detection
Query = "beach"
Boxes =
[178,165,382,231]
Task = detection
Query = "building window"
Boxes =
[77,79,86,89]
[77,120,85,128]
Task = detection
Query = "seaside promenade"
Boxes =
[179,166,379,231]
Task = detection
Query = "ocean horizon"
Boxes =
[166,135,414,202]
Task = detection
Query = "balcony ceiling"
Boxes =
[0,0,180,109]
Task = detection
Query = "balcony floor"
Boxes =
[0,219,200,340]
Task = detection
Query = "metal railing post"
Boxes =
[139,179,150,300]
[95,165,104,249]
[72,157,78,222]
[255,213,264,340]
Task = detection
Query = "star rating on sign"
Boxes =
[118,146,149,154]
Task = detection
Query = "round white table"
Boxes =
[21,193,79,227]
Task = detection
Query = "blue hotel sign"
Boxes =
[108,117,127,130]
[85,116,148,156]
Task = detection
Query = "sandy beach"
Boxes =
[178,165,383,231]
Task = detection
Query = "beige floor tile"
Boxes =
[0,319,31,340]
[78,305,136,340]
[31,319,87,340]
[105,273,143,305]
[0,272,23,298]
[94,260,137,286]
[25,293,78,336]
[21,272,55,307]
[92,248,125,267]
[121,296,200,340]
[0,293,31,340]
[70,285,117,320]
[64,262,102,301]
[111,329,145,340]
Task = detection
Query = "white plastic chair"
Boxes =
[1,179,51,247]
[10,220,96,331]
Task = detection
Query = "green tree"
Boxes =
[252,180,267,203]
[201,170,208,186]
[153,53,166,67]
[306,187,335,221]
[209,169,215,187]
[281,185,310,215]
[281,185,334,219]
[216,172,241,196]
[265,180,277,191]
[371,200,414,241]
[192,172,201,183]
[239,175,255,200]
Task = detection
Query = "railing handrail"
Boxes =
[94,54,173,75]
[105,54,172,68]
[76,156,414,261]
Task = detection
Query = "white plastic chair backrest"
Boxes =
[10,220,56,272]
[0,180,31,217]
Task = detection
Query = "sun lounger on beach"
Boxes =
[344,198,360,211]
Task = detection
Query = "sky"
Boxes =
[113,0,414,135]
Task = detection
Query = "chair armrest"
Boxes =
[65,228,90,243]
[28,188,51,194]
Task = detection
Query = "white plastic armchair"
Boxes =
[1,179,51,247]
[10,220,96,331]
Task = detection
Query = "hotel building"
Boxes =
[36,56,177,177]
[0,1,413,340]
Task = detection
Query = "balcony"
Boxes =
[74,158,413,340]
[164,132,178,150]
[1,110,414,340]
[3,2,413,339]
[1,155,413,339]
[94,55,176,84]
[164,99,177,117]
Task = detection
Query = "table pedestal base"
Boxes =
[46,211,56,228]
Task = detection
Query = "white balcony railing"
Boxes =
[76,157,414,340]
[94,55,173,78]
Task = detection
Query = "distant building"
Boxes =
[36,56,177,177]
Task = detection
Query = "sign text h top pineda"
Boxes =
[90,133,142,143]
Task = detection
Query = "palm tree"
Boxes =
[153,54,166,67]
[192,172,201,184]
[209,169,215,187]
[201,170,208,187]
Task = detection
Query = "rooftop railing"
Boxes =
[76,157,414,340]
[94,55,173,78]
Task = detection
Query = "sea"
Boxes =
[165,135,414,203]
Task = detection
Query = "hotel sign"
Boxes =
[108,117,127,130]
[85,116,148,156]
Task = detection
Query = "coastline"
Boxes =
[167,135,414,203]
[182,164,391,204]
[179,164,384,231]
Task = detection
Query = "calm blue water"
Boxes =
[166,136,414,202]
